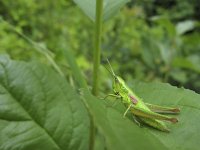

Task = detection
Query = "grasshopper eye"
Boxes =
[121,86,127,92]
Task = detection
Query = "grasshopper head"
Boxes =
[113,76,128,95]
[105,59,128,96]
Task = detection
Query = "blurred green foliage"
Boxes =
[0,0,200,93]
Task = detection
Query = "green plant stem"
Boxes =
[62,48,89,90]
[89,117,95,150]
[92,0,103,96]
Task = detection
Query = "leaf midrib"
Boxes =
[0,62,62,150]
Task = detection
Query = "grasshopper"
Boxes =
[104,59,180,132]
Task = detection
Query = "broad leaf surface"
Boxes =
[83,80,200,150]
[73,0,129,21]
[0,55,199,150]
[0,56,90,150]
[129,81,200,150]
[82,92,168,150]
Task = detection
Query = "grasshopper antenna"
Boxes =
[106,58,116,77]
[102,61,112,76]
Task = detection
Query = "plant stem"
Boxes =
[92,0,103,96]
[89,117,95,150]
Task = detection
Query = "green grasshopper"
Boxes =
[104,59,180,132]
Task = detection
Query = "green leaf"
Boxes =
[1,55,199,150]
[169,69,188,83]
[83,80,200,150]
[176,20,195,35]
[0,55,90,150]
[141,35,160,69]
[82,91,167,150]
[73,0,129,21]
[172,57,200,74]
[129,81,200,150]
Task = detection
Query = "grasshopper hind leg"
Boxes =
[145,103,180,114]
[139,117,170,132]
[132,115,142,127]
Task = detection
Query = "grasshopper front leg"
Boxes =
[130,105,178,123]
[103,94,121,107]
[103,94,121,100]
[145,103,180,114]
[123,104,132,118]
